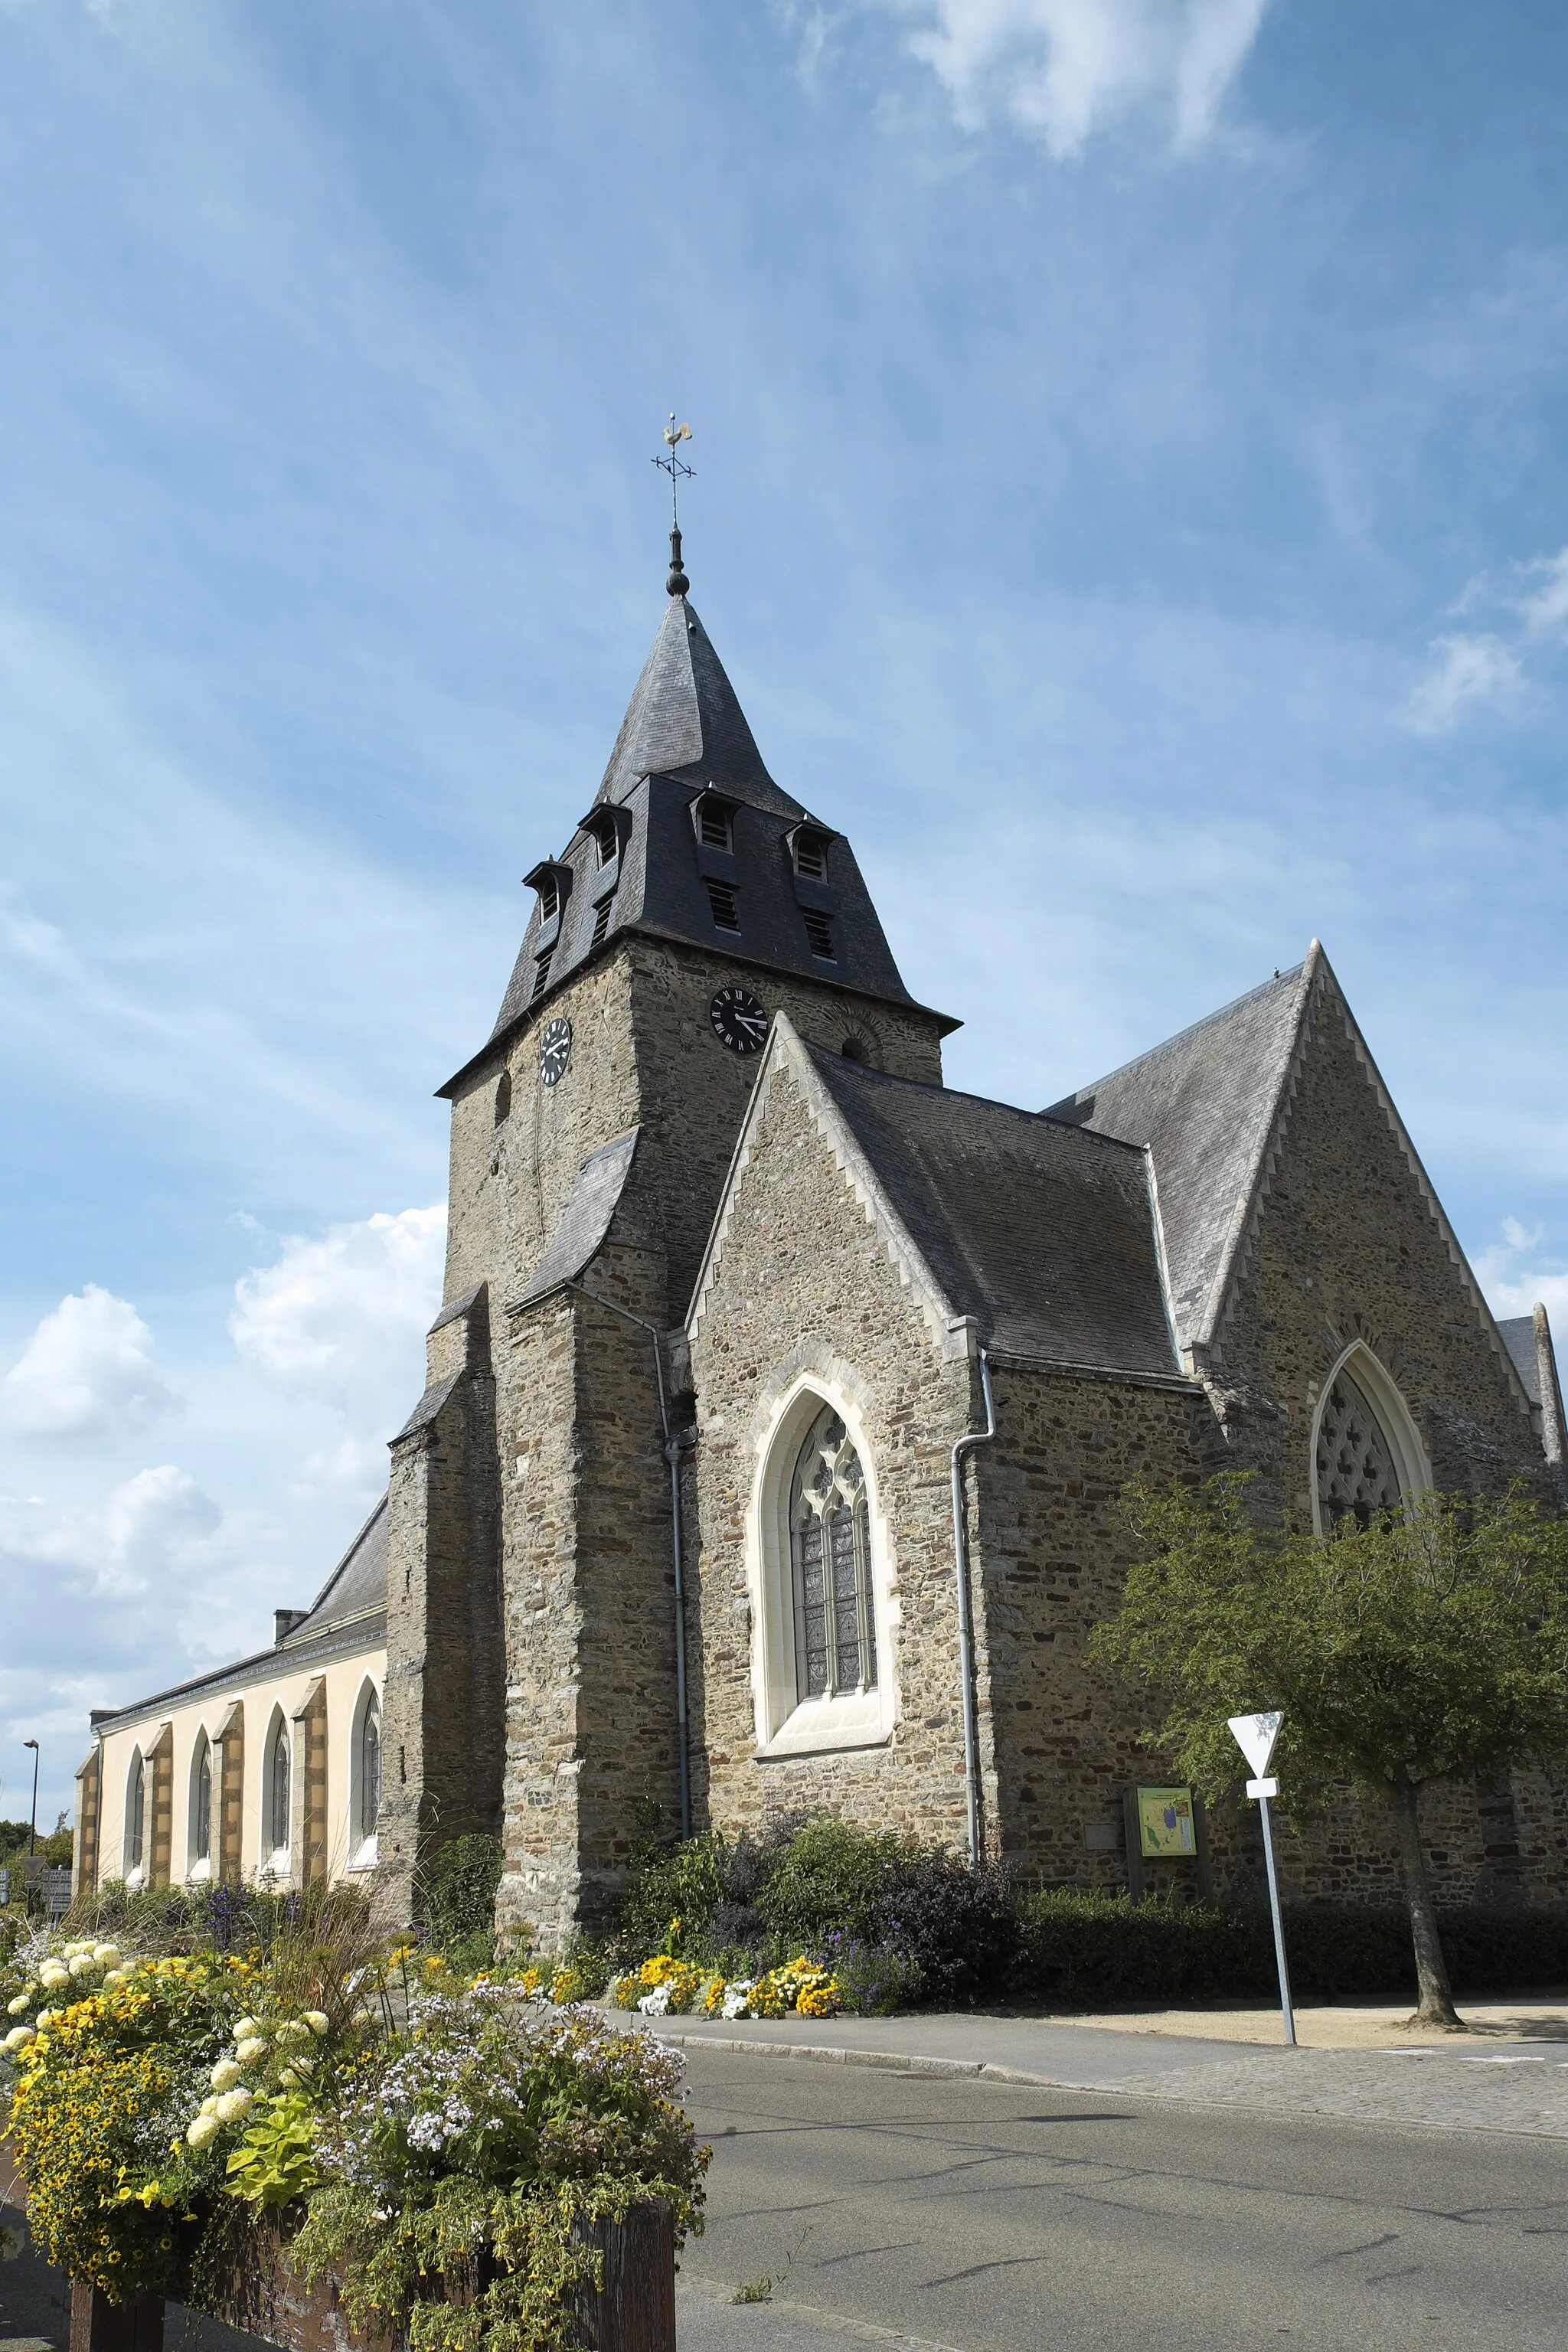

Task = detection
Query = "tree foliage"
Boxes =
[1093,1476,1568,2024]
[1096,1477,1568,1800]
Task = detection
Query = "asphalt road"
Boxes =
[676,2044,1568,2352]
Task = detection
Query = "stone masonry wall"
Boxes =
[685,1054,982,1851]
[1201,976,1566,1904]
[495,1243,684,1949]
[378,1289,504,1925]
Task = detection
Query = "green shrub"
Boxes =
[754,1821,909,1948]
[617,1832,731,1957]
[420,1834,504,1971]
[1012,1894,1568,2007]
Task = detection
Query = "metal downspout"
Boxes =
[563,1282,692,1839]
[950,1346,996,1869]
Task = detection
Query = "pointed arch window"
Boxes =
[125,1750,145,1878]
[1312,1345,1430,1534]
[189,1733,212,1875]
[360,1693,381,1844]
[265,1713,292,1863]
[789,1406,877,1701]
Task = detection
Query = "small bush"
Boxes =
[420,1834,503,1971]
[819,1936,926,2015]
[867,1852,1020,2004]
[618,1831,731,1956]
[754,1821,909,1948]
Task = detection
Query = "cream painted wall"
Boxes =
[93,1643,387,1891]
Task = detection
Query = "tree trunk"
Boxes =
[1391,1779,1462,2028]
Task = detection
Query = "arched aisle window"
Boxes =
[1312,1344,1430,1533]
[125,1749,145,1879]
[350,1681,381,1865]
[789,1405,877,1700]
[264,1710,292,1866]
[189,1733,212,1876]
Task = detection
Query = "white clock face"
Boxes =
[538,1017,572,1086]
[709,985,768,1055]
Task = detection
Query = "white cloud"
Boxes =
[229,1206,447,1492]
[1517,546,1568,638]
[1403,632,1521,735]
[887,0,1269,155]
[18,1465,220,1600]
[1474,1224,1568,1340]
[0,1285,178,1439]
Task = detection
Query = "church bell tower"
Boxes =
[376,528,956,1939]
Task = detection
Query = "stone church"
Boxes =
[77,554,1568,1936]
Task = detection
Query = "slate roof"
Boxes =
[1497,1315,1543,1406]
[279,1492,389,1643]
[1044,959,1315,1353]
[594,597,805,817]
[508,1129,641,1311]
[441,593,952,1096]
[798,1040,1182,1377]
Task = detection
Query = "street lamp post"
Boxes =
[23,1740,39,1858]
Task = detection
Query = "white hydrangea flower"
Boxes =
[233,2016,261,2039]
[214,2088,253,2124]
[102,1971,127,1990]
[6,1995,30,2017]
[3,2027,34,2051]
[235,2037,268,2065]
[92,1945,122,1969]
[210,2059,243,2091]
[303,2011,329,2035]
[186,2113,220,2150]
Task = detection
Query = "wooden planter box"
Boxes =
[2,2145,676,2352]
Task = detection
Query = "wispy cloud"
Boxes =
[880,0,1269,154]
[1405,541,1568,733]
[0,1286,178,1440]
[1404,632,1521,735]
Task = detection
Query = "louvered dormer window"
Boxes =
[531,951,553,1000]
[802,909,835,960]
[590,897,615,947]
[696,796,735,851]
[537,874,559,923]
[706,879,741,932]
[588,813,618,868]
[793,828,830,881]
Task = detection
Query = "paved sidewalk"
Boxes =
[645,2004,1568,2136]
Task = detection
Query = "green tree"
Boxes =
[1093,1477,1568,2027]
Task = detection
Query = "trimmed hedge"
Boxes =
[1014,1892,1568,2007]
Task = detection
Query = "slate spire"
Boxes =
[593,597,806,819]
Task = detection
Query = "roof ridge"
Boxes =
[799,1035,1147,1155]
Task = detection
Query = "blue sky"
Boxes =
[3,0,1567,1830]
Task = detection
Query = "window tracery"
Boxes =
[1315,1363,1404,1528]
[789,1406,877,1701]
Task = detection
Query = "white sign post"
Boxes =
[1227,1710,1296,2049]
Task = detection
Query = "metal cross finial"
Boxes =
[654,416,694,595]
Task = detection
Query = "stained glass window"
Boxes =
[194,1740,212,1863]
[270,1723,291,1854]
[789,1406,877,1701]
[126,1754,145,1870]
[1315,1364,1403,1530]
[360,1696,381,1843]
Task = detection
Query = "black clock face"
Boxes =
[538,1017,572,1087]
[709,985,768,1056]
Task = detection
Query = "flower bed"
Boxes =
[0,1914,704,2352]
[603,1953,840,2021]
